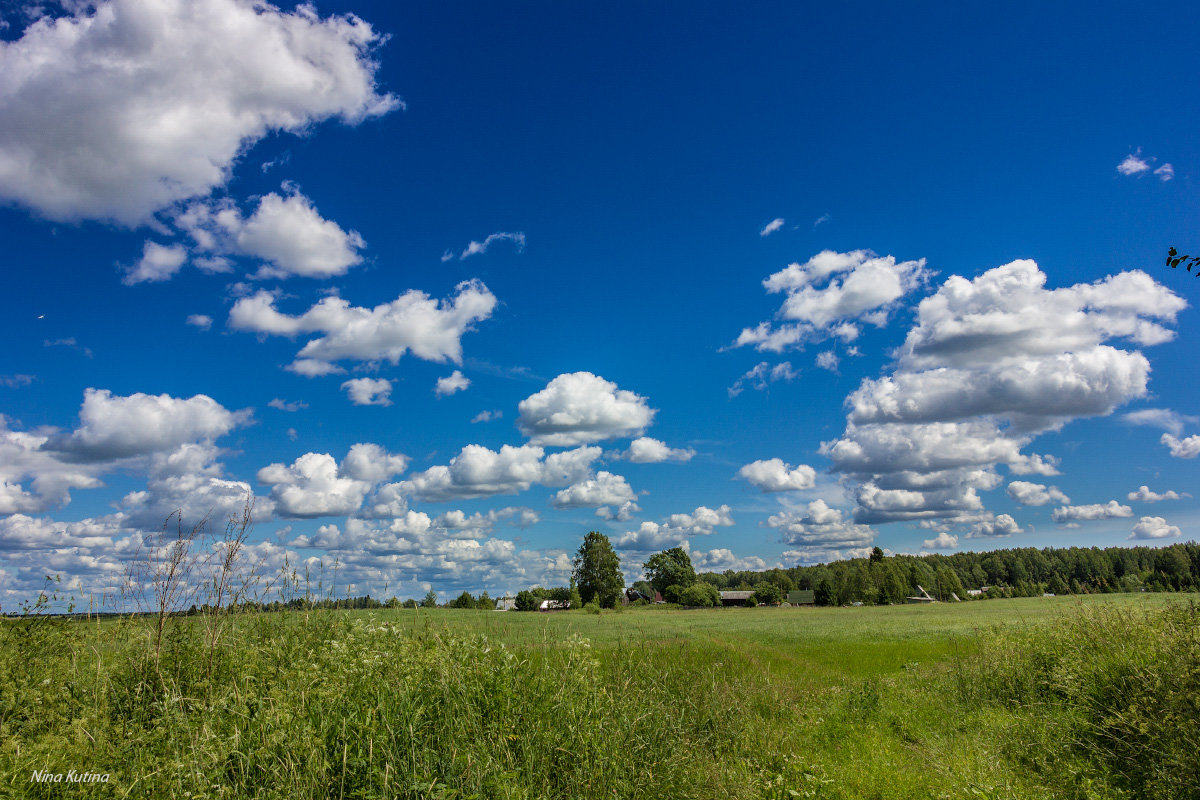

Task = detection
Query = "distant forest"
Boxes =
[145,541,1200,615]
[697,542,1200,605]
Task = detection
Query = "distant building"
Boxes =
[719,590,754,606]
[906,584,937,604]
[495,595,516,611]
[787,589,815,606]
[538,599,570,611]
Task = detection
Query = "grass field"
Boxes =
[2,593,1196,799]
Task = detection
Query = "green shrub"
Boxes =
[679,583,720,608]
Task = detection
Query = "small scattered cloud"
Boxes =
[186,314,213,331]
[728,361,797,397]
[459,232,525,259]
[341,377,393,407]
[1117,149,1173,181]
[815,351,838,372]
[471,410,502,424]
[1117,153,1151,176]
[0,374,34,389]
[759,218,784,237]
[1127,485,1187,503]
[623,437,695,463]
[43,338,93,358]
[813,213,831,229]
[922,532,958,551]
[435,370,470,397]
[268,398,308,413]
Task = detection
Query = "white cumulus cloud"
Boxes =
[0,0,398,225]
[732,250,931,353]
[435,370,470,397]
[1161,433,1200,459]
[229,279,497,376]
[517,372,656,446]
[624,437,694,463]
[177,191,365,279]
[737,458,817,492]
[1128,516,1181,540]
[342,377,392,407]
[1051,501,1134,522]
[124,241,188,285]
[1127,485,1187,503]
[822,260,1184,526]
[1007,481,1070,507]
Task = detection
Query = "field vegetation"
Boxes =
[3,591,1197,799]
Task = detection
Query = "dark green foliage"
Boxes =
[750,583,782,606]
[573,531,623,608]
[515,589,539,611]
[1166,246,1200,276]
[420,590,439,608]
[643,547,696,596]
[697,541,1200,607]
[449,591,477,609]
[678,582,720,607]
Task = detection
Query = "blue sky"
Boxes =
[1,0,1197,605]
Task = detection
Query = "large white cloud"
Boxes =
[393,444,601,503]
[229,280,497,376]
[732,250,930,352]
[1,388,250,514]
[550,471,637,509]
[48,388,250,461]
[737,458,816,492]
[257,443,406,519]
[0,0,397,225]
[288,515,571,597]
[1128,516,1181,540]
[1051,501,1133,523]
[517,372,656,446]
[766,499,875,552]
[177,191,365,279]
[614,505,734,551]
[822,260,1184,525]
[1160,433,1200,459]
[1007,481,1070,507]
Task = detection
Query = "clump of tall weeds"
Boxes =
[957,601,1200,799]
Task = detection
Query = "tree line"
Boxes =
[697,542,1200,605]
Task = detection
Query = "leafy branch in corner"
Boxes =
[1166,247,1200,276]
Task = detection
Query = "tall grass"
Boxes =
[2,596,1196,799]
[956,601,1200,800]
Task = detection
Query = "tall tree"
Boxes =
[643,547,696,595]
[573,531,624,608]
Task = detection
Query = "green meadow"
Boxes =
[3,594,1197,799]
